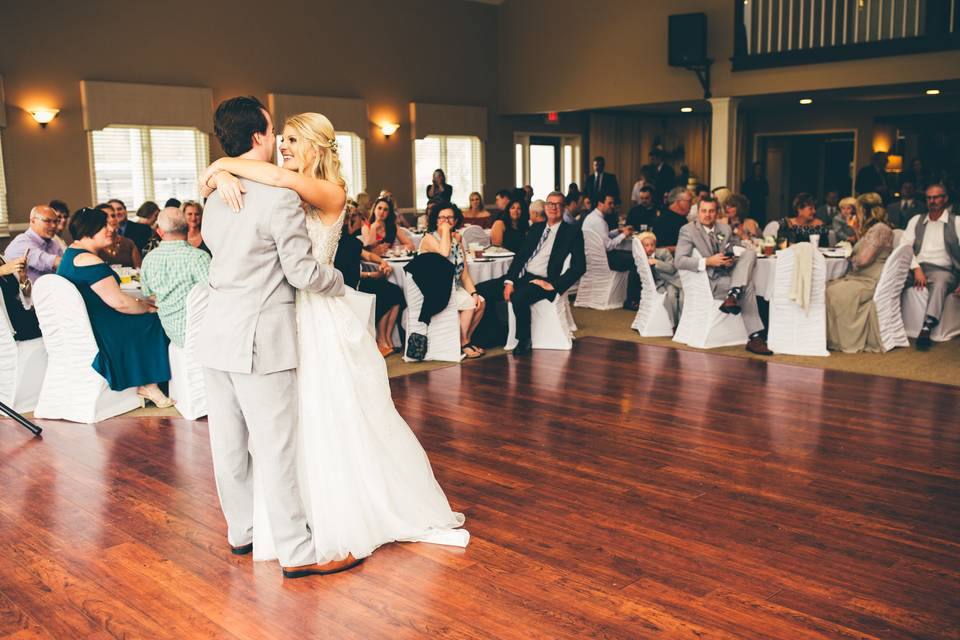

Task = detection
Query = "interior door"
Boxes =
[529,136,561,200]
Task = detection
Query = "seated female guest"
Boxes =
[362,196,416,256]
[337,207,405,357]
[0,255,41,341]
[463,192,493,229]
[637,231,683,327]
[96,203,142,268]
[59,208,173,407]
[832,196,859,243]
[489,197,529,253]
[777,192,826,247]
[721,194,761,241]
[419,203,486,359]
[825,193,894,353]
[182,201,211,255]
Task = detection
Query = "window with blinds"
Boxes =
[89,126,209,208]
[0,131,8,236]
[414,135,484,210]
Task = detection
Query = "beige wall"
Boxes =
[497,0,960,114]
[0,0,499,224]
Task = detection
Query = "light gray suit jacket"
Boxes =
[195,179,344,375]
[675,220,740,276]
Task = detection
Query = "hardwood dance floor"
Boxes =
[1,337,958,639]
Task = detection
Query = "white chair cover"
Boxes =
[629,238,674,337]
[672,250,748,349]
[763,221,780,239]
[892,228,904,246]
[0,286,47,412]
[767,246,829,356]
[505,293,576,351]
[872,243,913,352]
[461,225,490,248]
[902,285,960,342]
[168,284,209,420]
[573,230,628,310]
[32,275,142,423]
[402,278,463,363]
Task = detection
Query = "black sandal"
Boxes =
[461,343,483,359]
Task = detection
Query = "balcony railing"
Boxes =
[733,0,960,70]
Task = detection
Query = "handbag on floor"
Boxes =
[406,332,428,360]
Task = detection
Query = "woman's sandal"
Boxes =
[461,343,484,359]
[378,344,394,357]
[138,387,175,409]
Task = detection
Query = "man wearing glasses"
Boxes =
[901,183,960,349]
[3,204,65,282]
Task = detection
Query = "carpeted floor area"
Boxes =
[38,305,955,421]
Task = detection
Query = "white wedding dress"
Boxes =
[252,210,468,563]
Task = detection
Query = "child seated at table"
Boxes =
[638,231,683,327]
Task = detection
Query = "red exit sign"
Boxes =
[544,111,559,124]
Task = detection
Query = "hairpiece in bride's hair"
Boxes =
[327,139,339,154]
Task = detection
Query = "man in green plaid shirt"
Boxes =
[140,207,211,348]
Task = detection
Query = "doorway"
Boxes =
[515,133,582,199]
[754,130,856,222]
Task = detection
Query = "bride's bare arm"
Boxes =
[207,157,346,214]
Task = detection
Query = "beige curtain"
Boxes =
[80,81,214,133]
[589,112,711,200]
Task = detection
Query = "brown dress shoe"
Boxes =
[719,295,741,315]
[282,554,364,578]
[746,336,773,355]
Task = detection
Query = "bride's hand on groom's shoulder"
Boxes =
[216,172,246,213]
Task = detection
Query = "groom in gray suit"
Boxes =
[195,96,356,578]
[675,196,772,355]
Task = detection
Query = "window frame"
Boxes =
[413,134,485,211]
[0,130,9,237]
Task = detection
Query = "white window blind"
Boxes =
[414,135,484,210]
[89,126,209,207]
[0,131,9,236]
[274,131,366,201]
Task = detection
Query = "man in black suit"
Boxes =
[477,190,586,356]
[108,198,153,253]
[855,151,890,202]
[583,156,620,209]
[886,181,925,229]
[627,185,660,231]
[642,148,676,204]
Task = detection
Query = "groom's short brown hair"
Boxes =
[214,96,269,157]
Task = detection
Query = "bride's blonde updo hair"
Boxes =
[284,112,346,190]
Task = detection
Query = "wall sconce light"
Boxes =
[885,154,903,173]
[29,108,60,128]
[380,123,400,139]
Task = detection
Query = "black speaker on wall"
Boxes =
[668,12,708,67]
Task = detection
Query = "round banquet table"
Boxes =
[383,254,514,291]
[753,254,850,301]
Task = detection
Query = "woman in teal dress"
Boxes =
[58,207,173,407]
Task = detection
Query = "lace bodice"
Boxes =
[305,210,346,265]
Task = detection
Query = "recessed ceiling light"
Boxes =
[926,89,941,95]
[680,106,693,113]
[799,98,813,105]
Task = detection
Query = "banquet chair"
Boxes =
[767,246,829,356]
[32,274,142,423]
[461,225,490,248]
[505,293,577,351]
[168,283,209,420]
[672,250,748,349]
[901,286,960,342]
[629,238,674,337]
[402,278,463,362]
[0,286,47,412]
[762,221,780,239]
[573,230,628,310]
[872,243,913,352]
[892,228,904,246]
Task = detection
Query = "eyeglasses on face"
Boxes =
[545,201,562,208]
[34,216,58,225]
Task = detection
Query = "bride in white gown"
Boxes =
[202,112,468,566]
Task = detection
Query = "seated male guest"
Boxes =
[58,207,173,407]
[886,181,924,230]
[563,193,580,225]
[478,191,586,356]
[901,183,960,349]
[529,199,546,225]
[582,194,640,309]
[815,190,840,224]
[0,255,41,341]
[675,196,772,355]
[653,187,692,249]
[3,204,65,282]
[109,199,153,253]
[139,207,212,349]
[49,199,70,250]
[627,185,660,231]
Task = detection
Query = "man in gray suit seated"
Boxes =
[675,196,772,355]
[195,96,351,578]
[887,181,925,230]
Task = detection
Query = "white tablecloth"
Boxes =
[754,254,849,300]
[384,255,513,291]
